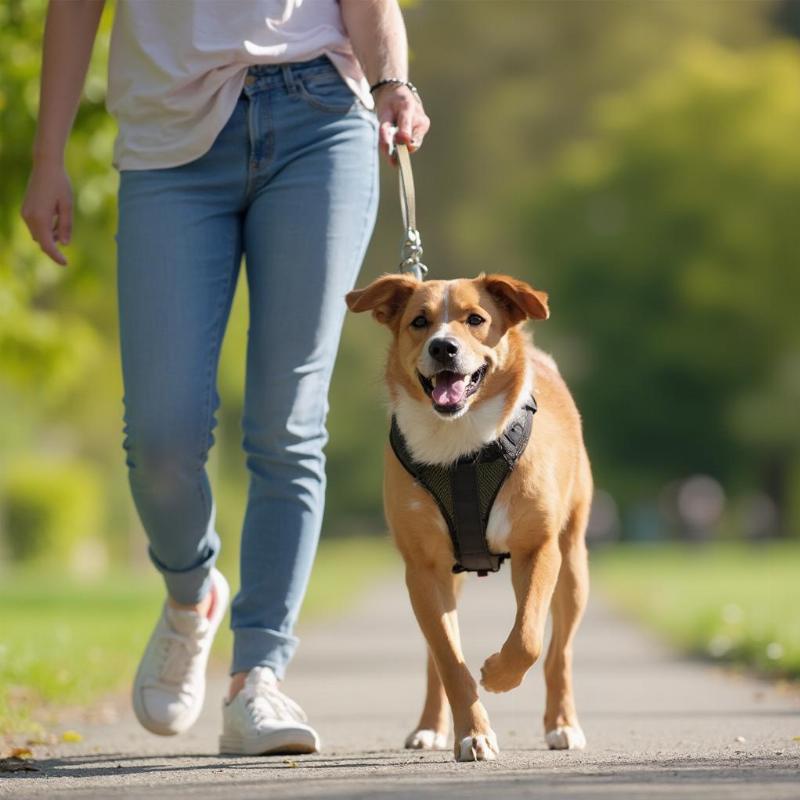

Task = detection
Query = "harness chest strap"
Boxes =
[389,397,537,576]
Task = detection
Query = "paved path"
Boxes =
[3,565,799,799]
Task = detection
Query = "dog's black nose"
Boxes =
[428,337,460,364]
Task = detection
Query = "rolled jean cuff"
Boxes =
[232,627,299,680]
[148,545,216,605]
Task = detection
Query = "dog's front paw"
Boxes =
[545,725,586,750]
[480,651,526,693]
[456,731,499,762]
[405,728,448,750]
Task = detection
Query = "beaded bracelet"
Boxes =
[369,78,422,103]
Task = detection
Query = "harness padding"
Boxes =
[389,397,537,576]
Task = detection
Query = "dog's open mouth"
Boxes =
[418,364,488,415]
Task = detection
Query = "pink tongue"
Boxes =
[431,372,468,406]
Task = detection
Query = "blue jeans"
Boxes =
[116,57,379,678]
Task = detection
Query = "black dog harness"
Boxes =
[389,397,537,576]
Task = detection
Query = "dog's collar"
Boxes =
[389,396,537,576]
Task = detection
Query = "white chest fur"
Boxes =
[394,388,509,465]
[485,497,512,553]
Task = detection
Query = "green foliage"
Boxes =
[324,312,390,529]
[0,0,133,560]
[1,456,103,564]
[1,0,798,555]
[525,42,800,521]
[330,0,779,529]
[592,542,800,679]
[397,0,773,277]
[0,0,116,401]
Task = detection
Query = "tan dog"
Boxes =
[345,273,592,762]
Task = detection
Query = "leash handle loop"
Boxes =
[396,143,417,233]
[390,135,428,281]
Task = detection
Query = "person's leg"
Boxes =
[117,95,251,735]
[116,98,249,605]
[228,61,379,687]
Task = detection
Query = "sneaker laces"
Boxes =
[143,608,208,690]
[243,667,308,726]
[157,631,205,685]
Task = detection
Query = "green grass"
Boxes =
[591,541,800,680]
[0,536,397,738]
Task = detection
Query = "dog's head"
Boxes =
[346,274,549,420]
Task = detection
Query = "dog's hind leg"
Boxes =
[543,501,590,750]
[405,563,498,762]
[480,536,562,694]
[404,647,450,751]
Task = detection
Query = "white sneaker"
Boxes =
[219,666,320,755]
[132,567,229,736]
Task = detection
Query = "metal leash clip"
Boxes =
[399,227,426,280]
[389,131,428,281]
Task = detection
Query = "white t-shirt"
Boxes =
[107,0,373,170]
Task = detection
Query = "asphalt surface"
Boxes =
[3,562,799,799]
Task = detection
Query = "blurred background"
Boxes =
[1,0,798,740]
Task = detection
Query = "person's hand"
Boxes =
[374,84,430,165]
[21,157,73,266]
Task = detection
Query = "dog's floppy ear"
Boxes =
[482,274,550,326]
[346,274,419,326]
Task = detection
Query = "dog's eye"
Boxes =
[466,314,485,327]
[410,315,429,329]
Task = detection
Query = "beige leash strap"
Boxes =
[390,138,427,280]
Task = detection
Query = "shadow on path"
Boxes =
[8,750,800,800]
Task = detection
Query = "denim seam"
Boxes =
[197,228,240,524]
[295,83,359,115]
[244,93,258,200]
[280,63,297,94]
[261,88,276,179]
[350,125,381,288]
[312,119,379,440]
[245,90,276,202]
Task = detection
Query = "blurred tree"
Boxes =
[773,0,800,38]
[1,0,796,556]
[0,0,133,560]
[392,0,773,278]
[1,454,103,565]
[327,0,777,532]
[0,0,117,397]
[525,42,800,535]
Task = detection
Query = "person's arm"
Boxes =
[340,0,430,164]
[21,0,105,266]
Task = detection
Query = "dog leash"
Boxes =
[389,135,428,281]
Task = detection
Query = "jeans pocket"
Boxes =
[296,66,360,114]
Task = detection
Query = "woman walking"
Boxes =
[22,0,429,755]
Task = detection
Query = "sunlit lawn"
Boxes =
[0,536,396,737]
[591,541,800,680]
